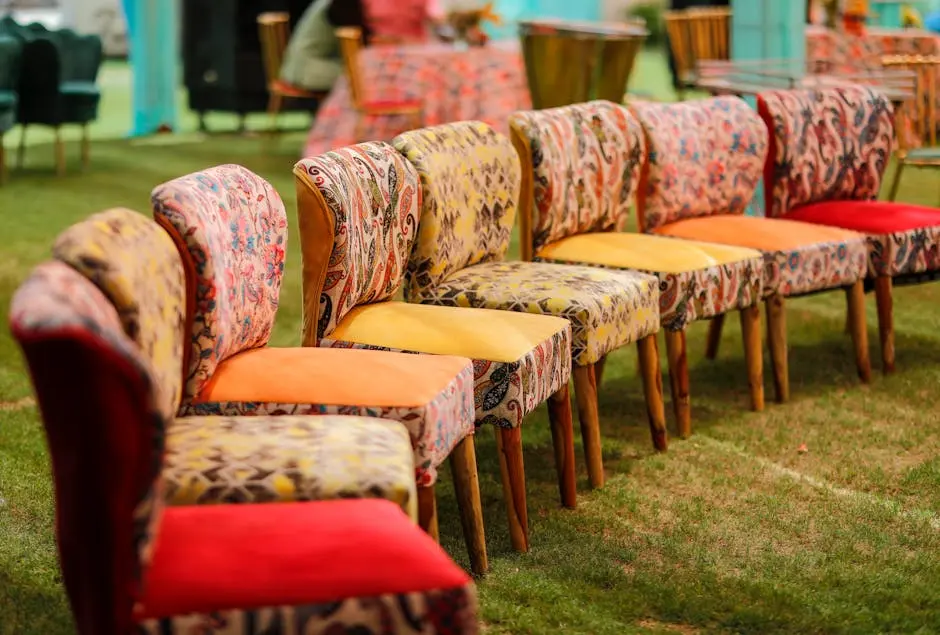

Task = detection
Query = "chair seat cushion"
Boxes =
[163,415,419,518]
[537,232,764,330]
[187,347,476,486]
[322,301,572,428]
[654,215,869,297]
[782,200,940,277]
[135,499,477,632]
[411,261,660,366]
[270,78,321,98]
[362,99,423,113]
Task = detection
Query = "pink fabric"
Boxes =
[303,42,531,157]
[364,0,444,43]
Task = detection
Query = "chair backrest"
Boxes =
[664,11,694,84]
[757,85,895,218]
[336,26,366,110]
[509,100,645,260]
[882,55,939,150]
[10,261,167,635]
[293,142,422,343]
[392,121,520,301]
[630,96,768,233]
[0,35,21,93]
[686,7,731,66]
[151,164,289,400]
[258,12,291,91]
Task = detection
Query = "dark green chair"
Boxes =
[0,35,20,184]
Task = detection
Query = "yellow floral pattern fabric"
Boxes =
[410,261,660,366]
[51,208,186,421]
[392,121,521,299]
[162,415,418,521]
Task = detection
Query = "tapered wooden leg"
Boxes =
[495,427,528,553]
[572,365,604,489]
[874,275,895,374]
[267,93,283,135]
[547,385,577,509]
[54,127,65,176]
[739,306,765,412]
[637,334,668,451]
[16,124,26,169]
[594,355,608,388]
[765,294,789,404]
[80,124,90,170]
[449,436,488,576]
[417,485,439,542]
[664,329,691,439]
[705,314,725,360]
[887,160,906,202]
[846,280,872,383]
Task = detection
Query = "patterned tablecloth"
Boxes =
[302,42,532,158]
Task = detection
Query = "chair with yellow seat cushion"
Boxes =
[630,96,872,402]
[510,100,765,439]
[294,142,572,554]
[391,121,666,486]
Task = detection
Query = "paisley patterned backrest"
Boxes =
[9,261,166,634]
[392,121,521,300]
[151,165,289,400]
[630,96,769,233]
[757,85,895,218]
[293,142,422,343]
[52,208,185,420]
[509,101,646,259]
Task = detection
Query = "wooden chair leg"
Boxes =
[572,365,604,489]
[353,113,367,143]
[874,275,895,374]
[664,329,691,439]
[594,355,608,388]
[887,160,906,202]
[80,124,90,170]
[765,294,789,403]
[267,92,283,135]
[16,124,26,169]
[449,436,488,576]
[739,306,765,412]
[417,485,439,542]
[637,334,668,451]
[846,280,872,384]
[54,127,65,176]
[547,384,577,509]
[495,427,528,553]
[705,314,725,360]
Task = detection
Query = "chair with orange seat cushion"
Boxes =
[630,96,872,402]
[294,141,572,554]
[757,84,940,374]
[509,100,766,439]
[138,167,486,574]
[9,259,478,635]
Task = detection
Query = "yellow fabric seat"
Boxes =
[537,231,763,273]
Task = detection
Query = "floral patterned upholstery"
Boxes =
[757,85,895,219]
[630,96,769,233]
[392,121,519,300]
[508,100,645,255]
[163,415,418,519]
[51,208,186,421]
[151,165,288,399]
[293,143,422,341]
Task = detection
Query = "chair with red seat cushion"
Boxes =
[757,84,940,373]
[9,260,477,635]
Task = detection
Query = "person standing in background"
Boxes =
[361,0,447,44]
[279,0,366,93]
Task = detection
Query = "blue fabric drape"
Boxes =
[122,0,178,136]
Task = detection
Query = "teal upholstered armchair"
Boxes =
[0,34,20,184]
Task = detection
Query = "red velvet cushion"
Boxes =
[137,499,470,618]
[784,201,940,235]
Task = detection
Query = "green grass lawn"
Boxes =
[2,51,940,634]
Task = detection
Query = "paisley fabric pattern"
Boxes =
[630,96,769,233]
[162,416,418,520]
[179,361,476,487]
[761,241,868,298]
[757,86,895,219]
[410,261,660,366]
[294,143,422,339]
[10,261,166,581]
[151,165,289,400]
[392,122,521,299]
[536,255,763,331]
[320,327,572,429]
[509,101,645,254]
[51,208,186,421]
[869,228,940,278]
[136,586,478,634]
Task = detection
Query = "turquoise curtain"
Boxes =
[486,0,602,39]
[122,0,178,136]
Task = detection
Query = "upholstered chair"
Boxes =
[510,100,766,438]
[10,256,478,634]
[630,96,873,402]
[757,84,940,375]
[294,142,573,554]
